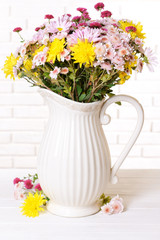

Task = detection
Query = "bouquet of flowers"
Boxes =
[2,2,157,103]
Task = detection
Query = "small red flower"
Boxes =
[90,22,102,28]
[82,12,91,20]
[24,179,33,189]
[77,7,87,13]
[35,27,40,31]
[44,14,54,20]
[72,16,81,22]
[13,27,22,32]
[94,2,105,11]
[13,177,23,185]
[34,183,42,191]
[101,10,112,18]
[78,22,87,27]
[125,26,137,32]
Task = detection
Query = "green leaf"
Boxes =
[69,73,75,80]
[76,85,82,96]
[79,93,86,101]
[94,92,101,97]
[115,101,122,106]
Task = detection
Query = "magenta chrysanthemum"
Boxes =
[94,2,105,11]
[90,22,102,28]
[13,27,22,32]
[101,10,112,18]
[44,14,54,20]
[34,183,42,191]
[24,179,33,189]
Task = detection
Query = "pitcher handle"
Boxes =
[100,95,144,184]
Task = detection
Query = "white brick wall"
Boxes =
[0,0,160,169]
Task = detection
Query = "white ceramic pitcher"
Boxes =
[37,89,144,217]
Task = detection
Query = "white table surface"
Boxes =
[0,169,160,240]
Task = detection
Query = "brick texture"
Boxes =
[0,0,160,169]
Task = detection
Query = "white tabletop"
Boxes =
[0,169,160,240]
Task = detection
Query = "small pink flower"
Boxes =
[90,22,102,28]
[110,200,124,214]
[77,7,87,13]
[34,183,42,191]
[60,49,70,61]
[44,14,54,20]
[118,48,129,56]
[101,62,112,72]
[101,203,113,215]
[13,27,22,32]
[13,177,23,185]
[61,67,69,74]
[101,10,112,18]
[50,67,61,79]
[65,55,71,61]
[24,179,33,189]
[135,37,142,45]
[94,2,105,11]
[125,26,137,32]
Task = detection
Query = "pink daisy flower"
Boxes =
[101,203,113,215]
[61,67,69,74]
[94,42,106,57]
[110,199,124,214]
[50,67,61,79]
[144,47,158,72]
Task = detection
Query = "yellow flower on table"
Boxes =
[20,192,46,217]
[2,53,19,80]
[70,39,96,68]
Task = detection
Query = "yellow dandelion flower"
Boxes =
[119,20,146,40]
[70,39,96,68]
[47,38,65,63]
[119,72,130,84]
[2,53,19,80]
[20,192,46,218]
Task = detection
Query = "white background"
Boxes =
[0,0,159,169]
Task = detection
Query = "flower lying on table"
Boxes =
[13,173,49,217]
[13,174,124,217]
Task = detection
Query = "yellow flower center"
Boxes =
[57,27,63,31]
